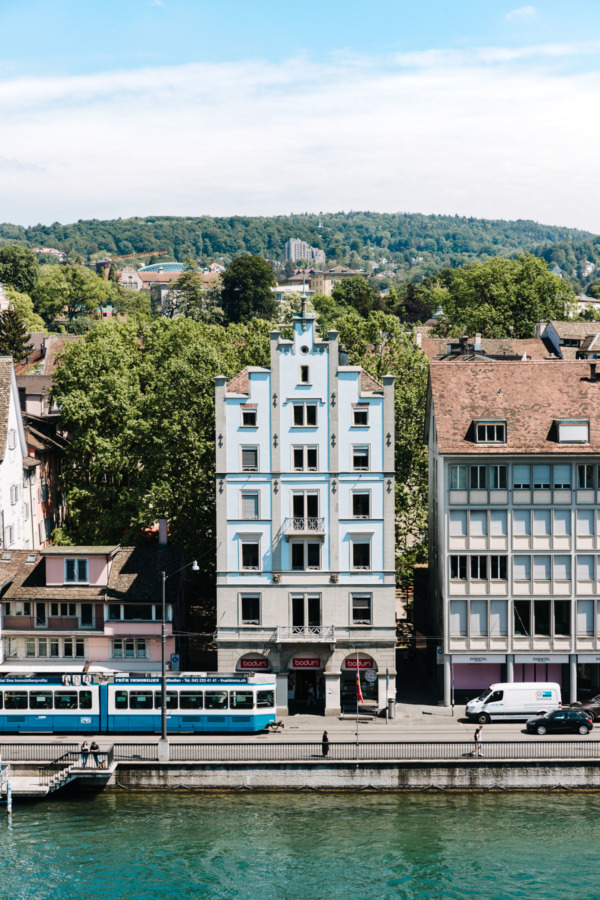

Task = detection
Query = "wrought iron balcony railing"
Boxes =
[283,517,325,535]
[275,625,335,642]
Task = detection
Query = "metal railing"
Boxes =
[0,743,78,762]
[120,740,600,763]
[283,517,325,534]
[38,752,76,788]
[276,625,335,642]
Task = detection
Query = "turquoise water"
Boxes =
[0,792,598,899]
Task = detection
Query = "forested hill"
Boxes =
[0,212,595,281]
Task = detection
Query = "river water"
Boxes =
[0,792,597,899]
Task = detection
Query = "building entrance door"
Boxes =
[288,671,324,715]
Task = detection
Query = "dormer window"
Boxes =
[65,559,88,584]
[475,420,506,443]
[556,419,589,444]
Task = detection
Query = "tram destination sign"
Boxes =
[114,676,251,685]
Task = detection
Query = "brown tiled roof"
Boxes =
[419,336,551,361]
[227,366,249,393]
[0,546,185,603]
[549,320,600,338]
[360,370,384,393]
[43,334,79,376]
[429,359,600,455]
[579,333,600,352]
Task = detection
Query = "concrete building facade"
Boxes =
[215,310,396,716]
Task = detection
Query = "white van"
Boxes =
[465,682,561,723]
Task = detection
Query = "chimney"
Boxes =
[460,335,468,353]
[590,362,597,383]
[474,333,482,352]
[158,517,168,546]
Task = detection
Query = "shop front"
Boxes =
[577,654,600,699]
[443,653,569,706]
[341,654,378,712]
[235,654,272,673]
[287,655,324,714]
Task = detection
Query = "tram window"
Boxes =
[30,691,53,710]
[180,691,203,710]
[129,691,153,710]
[153,691,178,710]
[230,691,254,710]
[205,691,228,710]
[4,691,27,710]
[55,691,77,710]
[79,691,92,710]
[115,691,128,710]
[257,690,274,708]
[0,693,2,709]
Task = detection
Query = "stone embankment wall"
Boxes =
[102,761,600,791]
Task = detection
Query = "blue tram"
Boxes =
[0,674,276,734]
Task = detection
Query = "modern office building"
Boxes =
[426,359,600,705]
[215,308,396,715]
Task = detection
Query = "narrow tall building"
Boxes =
[215,310,396,715]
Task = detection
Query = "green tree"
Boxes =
[221,255,277,323]
[434,254,576,338]
[164,258,224,323]
[0,308,33,362]
[0,245,39,295]
[331,275,387,318]
[33,264,120,323]
[3,286,46,332]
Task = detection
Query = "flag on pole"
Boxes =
[356,656,364,704]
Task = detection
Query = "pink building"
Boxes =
[0,544,187,674]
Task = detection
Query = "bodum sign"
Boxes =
[292,658,321,669]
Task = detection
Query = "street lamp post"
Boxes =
[160,559,199,745]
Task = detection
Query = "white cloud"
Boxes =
[1,46,600,231]
[506,6,537,22]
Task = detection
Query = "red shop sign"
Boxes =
[345,658,374,670]
[292,657,321,669]
[239,658,270,670]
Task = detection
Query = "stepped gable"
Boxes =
[429,359,600,455]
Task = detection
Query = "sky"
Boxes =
[1,0,600,232]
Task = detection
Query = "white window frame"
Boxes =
[290,541,321,571]
[112,638,148,660]
[351,592,372,625]
[298,365,311,385]
[240,446,259,472]
[64,558,89,584]
[351,490,371,519]
[292,402,318,427]
[240,593,261,626]
[475,421,506,443]
[292,445,318,472]
[352,405,369,427]
[352,445,370,471]
[240,536,261,571]
[240,407,258,428]
[240,490,260,520]
[350,537,372,571]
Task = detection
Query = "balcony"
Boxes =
[275,625,335,642]
[283,517,325,537]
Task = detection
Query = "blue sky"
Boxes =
[1,0,600,230]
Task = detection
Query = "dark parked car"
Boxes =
[526,709,593,736]
[570,694,600,721]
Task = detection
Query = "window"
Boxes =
[241,408,257,427]
[291,542,321,570]
[578,464,594,489]
[449,510,467,537]
[514,556,531,581]
[470,466,487,490]
[241,539,260,570]
[450,556,467,580]
[241,594,260,625]
[450,601,467,636]
[205,691,228,710]
[490,510,507,537]
[533,556,551,580]
[577,600,594,636]
[230,690,254,709]
[257,690,274,708]
[292,593,321,627]
[469,511,487,537]
[292,446,318,471]
[351,540,371,570]
[352,446,369,470]
[533,509,551,536]
[241,491,259,519]
[154,692,178,710]
[576,510,595,536]
[533,465,551,490]
[112,638,148,659]
[292,403,317,427]
[352,492,370,518]
[180,691,203,710]
[449,465,466,490]
[352,405,369,426]
[65,558,88,583]
[299,365,310,384]
[553,510,571,537]
[490,465,507,490]
[514,600,531,636]
[513,465,531,490]
[470,556,487,579]
[41,483,49,502]
[490,556,507,580]
[577,555,594,581]
[241,447,258,471]
[554,556,571,581]
[475,421,506,443]
[555,601,571,636]
[80,604,93,627]
[123,604,154,621]
[557,420,589,443]
[553,465,571,489]
[470,601,488,636]
[129,691,152,710]
[534,600,551,636]
[30,692,52,710]
[490,601,508,636]
[26,638,35,657]
[292,491,319,521]
[352,593,372,625]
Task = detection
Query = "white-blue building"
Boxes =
[215,310,396,716]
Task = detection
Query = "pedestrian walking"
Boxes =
[322,730,329,758]
[474,725,483,757]
[80,741,89,768]
[90,741,101,768]
[306,685,316,710]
